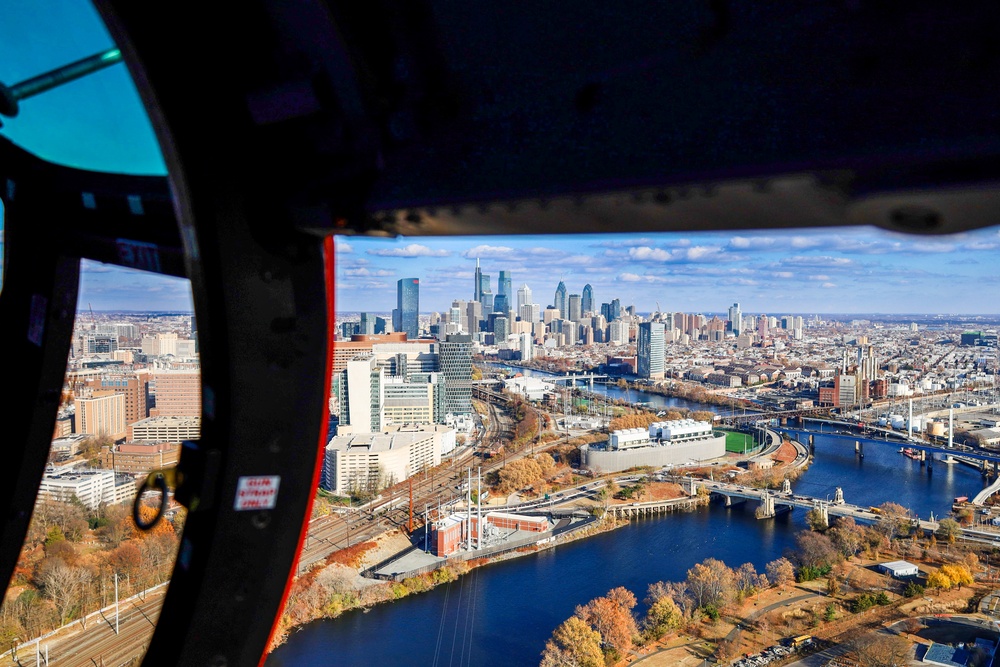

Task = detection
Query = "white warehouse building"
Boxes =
[582,419,726,473]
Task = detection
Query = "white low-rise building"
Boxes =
[38,468,136,509]
[503,376,555,401]
[583,419,726,473]
[322,424,444,495]
[878,560,919,578]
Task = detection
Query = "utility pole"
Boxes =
[477,466,482,550]
[114,572,120,635]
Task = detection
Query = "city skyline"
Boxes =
[333,228,1000,315]
[72,224,1000,315]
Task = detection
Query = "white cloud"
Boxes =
[595,237,657,248]
[780,256,854,268]
[685,246,719,260]
[911,241,956,253]
[790,236,822,249]
[628,246,673,262]
[368,244,450,258]
[336,241,354,254]
[728,236,778,250]
[462,244,515,258]
[344,267,394,277]
[617,272,667,283]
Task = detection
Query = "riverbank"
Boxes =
[266,428,992,666]
[268,493,712,653]
[617,379,756,412]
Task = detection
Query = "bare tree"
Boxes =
[36,558,92,626]
[766,557,796,587]
[848,633,911,667]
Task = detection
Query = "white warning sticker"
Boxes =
[234,476,280,511]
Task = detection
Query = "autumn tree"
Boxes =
[99,504,135,546]
[606,586,637,612]
[766,558,795,588]
[734,562,764,600]
[540,616,604,667]
[925,564,973,592]
[609,412,661,431]
[496,458,544,494]
[794,530,838,569]
[927,569,951,591]
[939,563,974,590]
[685,558,736,610]
[134,505,176,539]
[805,508,829,531]
[107,542,142,579]
[643,594,683,640]
[535,453,556,476]
[828,516,866,558]
[576,587,639,655]
[875,502,911,539]
[647,580,694,618]
[936,518,962,543]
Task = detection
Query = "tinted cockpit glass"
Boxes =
[0,0,164,175]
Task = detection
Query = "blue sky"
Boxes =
[2,3,999,315]
[335,229,1000,315]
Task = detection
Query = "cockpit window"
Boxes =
[0,261,193,662]
[0,1,164,175]
[267,226,1000,665]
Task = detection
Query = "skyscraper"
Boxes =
[494,270,512,314]
[360,312,376,335]
[394,278,420,339]
[474,259,483,302]
[494,316,510,345]
[516,283,532,314]
[474,258,491,304]
[568,294,582,322]
[601,298,622,322]
[637,322,666,379]
[728,303,742,335]
[438,334,473,416]
[581,284,594,315]
[554,281,567,318]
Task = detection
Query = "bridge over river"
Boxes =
[689,477,1000,546]
[777,425,1000,468]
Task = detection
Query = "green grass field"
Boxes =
[721,429,758,453]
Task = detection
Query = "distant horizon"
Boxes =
[333,228,1000,315]
[77,308,1000,320]
[73,227,1000,315]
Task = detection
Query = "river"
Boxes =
[266,428,992,667]
[485,363,744,415]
